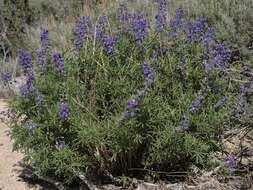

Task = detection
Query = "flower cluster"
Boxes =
[95,15,117,55]
[207,43,231,70]
[37,28,49,72]
[225,154,237,174]
[187,17,207,43]
[103,35,117,55]
[214,96,228,110]
[131,12,149,45]
[95,15,108,42]
[55,137,65,150]
[59,102,70,121]
[73,16,91,50]
[52,52,65,75]
[120,61,155,125]
[40,28,49,48]
[189,88,208,113]
[178,87,208,131]
[155,0,168,33]
[20,70,36,97]
[118,3,131,31]
[36,95,45,108]
[1,72,12,84]
[19,47,36,97]
[143,61,155,87]
[127,98,139,110]
[178,115,190,131]
[18,49,33,73]
[203,27,215,48]
[170,7,184,36]
[24,122,38,131]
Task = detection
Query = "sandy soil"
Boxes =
[0,100,39,190]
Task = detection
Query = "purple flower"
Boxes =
[73,16,91,50]
[203,27,215,48]
[131,12,149,45]
[56,138,65,150]
[24,122,38,131]
[1,72,12,84]
[155,0,168,33]
[225,154,237,173]
[118,3,131,31]
[18,49,33,73]
[178,115,190,131]
[214,96,227,110]
[26,70,35,86]
[20,70,36,97]
[207,43,231,70]
[20,83,35,97]
[187,17,207,43]
[37,28,50,73]
[40,28,49,49]
[95,15,107,42]
[212,43,231,63]
[127,98,138,109]
[170,6,184,36]
[143,61,155,86]
[151,51,157,60]
[59,102,70,121]
[120,111,136,123]
[103,35,117,55]
[36,95,44,107]
[52,52,65,74]
[119,62,155,126]
[37,48,47,72]
[189,89,207,113]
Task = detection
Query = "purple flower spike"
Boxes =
[37,28,50,73]
[187,17,207,43]
[225,154,237,173]
[118,3,131,31]
[212,43,231,63]
[103,35,117,55]
[203,27,215,48]
[59,102,70,121]
[40,28,49,48]
[20,83,35,97]
[20,69,36,97]
[189,89,207,113]
[95,15,108,42]
[73,16,91,50]
[155,0,168,33]
[37,48,47,72]
[132,12,149,45]
[25,122,38,131]
[36,95,44,107]
[1,72,12,84]
[18,49,33,73]
[143,61,155,87]
[170,6,184,36]
[206,43,231,71]
[127,99,138,110]
[52,52,65,75]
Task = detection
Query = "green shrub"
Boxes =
[10,1,237,185]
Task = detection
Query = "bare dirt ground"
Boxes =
[0,99,40,190]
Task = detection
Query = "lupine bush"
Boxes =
[10,0,237,185]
